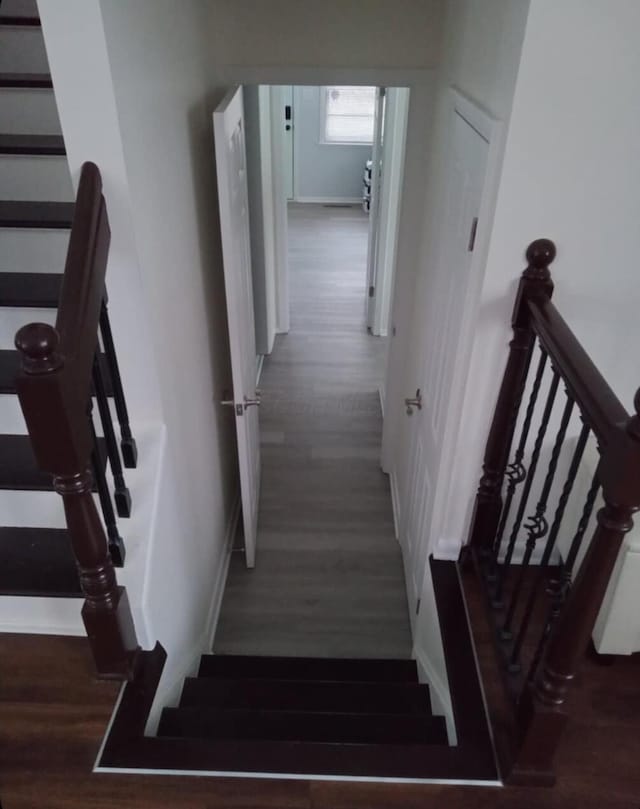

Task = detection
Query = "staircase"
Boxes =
[0,2,77,597]
[158,654,448,754]
[0,2,131,603]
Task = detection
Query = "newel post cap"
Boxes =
[15,323,63,374]
[525,238,556,276]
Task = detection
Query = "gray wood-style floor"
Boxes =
[214,203,412,659]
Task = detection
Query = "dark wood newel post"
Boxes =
[466,239,555,559]
[15,323,139,680]
[514,390,640,784]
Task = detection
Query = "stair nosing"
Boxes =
[0,16,41,27]
[0,134,66,156]
[0,72,53,89]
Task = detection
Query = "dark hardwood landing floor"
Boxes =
[1,633,640,806]
[214,203,408,659]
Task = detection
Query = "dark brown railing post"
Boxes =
[16,323,138,679]
[513,391,640,784]
[466,239,555,559]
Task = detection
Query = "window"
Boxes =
[321,86,376,145]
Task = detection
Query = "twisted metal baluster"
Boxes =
[493,366,560,608]
[527,471,601,684]
[501,392,575,647]
[486,349,548,585]
[509,420,590,668]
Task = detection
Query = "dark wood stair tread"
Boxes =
[0,201,74,229]
[0,15,41,26]
[0,526,81,597]
[0,72,52,89]
[180,678,432,715]
[199,654,419,683]
[0,134,65,156]
[0,434,105,491]
[0,349,112,395]
[159,706,448,746]
[0,272,62,307]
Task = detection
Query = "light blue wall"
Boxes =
[293,86,372,201]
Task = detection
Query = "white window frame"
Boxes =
[319,86,376,147]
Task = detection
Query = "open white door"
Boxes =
[214,86,260,568]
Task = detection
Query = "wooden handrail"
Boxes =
[464,238,640,786]
[15,162,139,679]
[529,298,628,446]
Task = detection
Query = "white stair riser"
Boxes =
[0,307,55,348]
[0,155,73,201]
[1,0,39,15]
[0,489,66,527]
[0,229,69,273]
[0,394,109,436]
[0,27,49,73]
[0,88,61,134]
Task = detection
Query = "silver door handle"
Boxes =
[405,388,422,415]
[243,395,261,410]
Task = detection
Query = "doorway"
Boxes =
[214,84,411,658]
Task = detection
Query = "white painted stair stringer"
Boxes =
[0,422,167,648]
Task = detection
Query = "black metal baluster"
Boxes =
[527,471,601,684]
[493,364,560,608]
[93,353,132,518]
[88,400,126,566]
[508,420,591,668]
[488,349,548,586]
[502,392,575,648]
[99,298,137,468]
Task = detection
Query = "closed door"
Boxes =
[400,106,490,621]
[213,86,261,568]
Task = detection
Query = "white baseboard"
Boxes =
[293,196,363,205]
[389,469,400,541]
[205,491,241,648]
[414,647,457,746]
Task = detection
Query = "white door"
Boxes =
[283,85,294,200]
[399,104,490,622]
[213,86,261,568]
[365,87,386,328]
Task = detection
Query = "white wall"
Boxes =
[293,86,371,202]
[38,0,239,696]
[446,0,640,552]
[208,0,445,71]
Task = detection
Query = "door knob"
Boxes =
[243,393,261,411]
[405,388,422,415]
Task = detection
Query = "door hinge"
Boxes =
[468,216,479,252]
[368,285,375,298]
[416,598,421,615]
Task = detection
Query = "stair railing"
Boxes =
[463,239,640,784]
[15,162,139,679]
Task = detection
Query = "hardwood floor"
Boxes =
[214,203,411,659]
[2,632,640,806]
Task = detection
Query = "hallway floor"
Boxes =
[214,203,412,658]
